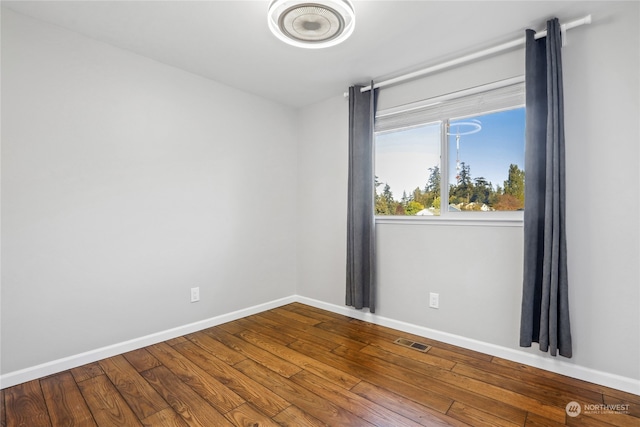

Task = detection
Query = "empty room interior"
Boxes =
[1,1,639,426]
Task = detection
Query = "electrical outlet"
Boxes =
[190,287,200,303]
[429,292,439,309]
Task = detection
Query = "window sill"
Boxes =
[375,213,523,227]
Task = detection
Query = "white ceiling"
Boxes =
[2,1,608,108]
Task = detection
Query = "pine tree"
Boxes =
[425,166,441,197]
[472,177,493,205]
[453,162,473,204]
[503,164,525,204]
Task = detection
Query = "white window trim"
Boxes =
[376,214,523,227]
[374,76,525,225]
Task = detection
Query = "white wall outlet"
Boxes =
[429,292,439,309]
[190,287,200,303]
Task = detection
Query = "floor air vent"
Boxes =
[394,338,432,352]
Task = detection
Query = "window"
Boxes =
[375,123,441,215]
[374,79,525,218]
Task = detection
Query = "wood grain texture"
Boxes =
[234,359,376,427]
[123,348,162,373]
[272,405,328,427]
[2,303,637,426]
[40,372,97,427]
[145,342,245,414]
[77,375,142,427]
[98,355,169,419]
[202,328,302,378]
[141,408,189,427]
[4,380,51,427]
[446,401,521,427]
[289,369,423,427]
[1,389,6,427]
[70,363,104,383]
[172,340,290,417]
[237,329,360,390]
[350,381,468,427]
[141,366,234,427]
[223,403,283,427]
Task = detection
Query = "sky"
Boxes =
[375,108,525,200]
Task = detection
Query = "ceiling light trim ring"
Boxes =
[268,0,355,49]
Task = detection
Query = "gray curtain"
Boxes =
[346,84,377,313]
[520,18,572,357]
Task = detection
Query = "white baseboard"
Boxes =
[0,296,296,389]
[2,294,638,396]
[295,296,640,396]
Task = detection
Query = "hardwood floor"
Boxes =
[2,303,639,426]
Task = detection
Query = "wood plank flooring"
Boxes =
[2,303,639,426]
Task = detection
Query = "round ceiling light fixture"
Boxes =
[268,0,355,49]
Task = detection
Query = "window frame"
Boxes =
[374,77,525,226]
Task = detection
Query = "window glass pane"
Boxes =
[375,123,441,216]
[448,107,525,211]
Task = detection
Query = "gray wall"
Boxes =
[297,1,639,383]
[1,9,298,373]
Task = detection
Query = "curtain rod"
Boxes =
[357,14,592,94]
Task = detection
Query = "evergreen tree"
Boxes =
[375,197,390,215]
[472,177,493,205]
[412,187,423,203]
[401,191,409,207]
[503,164,525,204]
[425,166,441,197]
[382,183,393,204]
[452,162,473,203]
[374,183,397,215]
[413,186,432,210]
[374,177,394,215]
